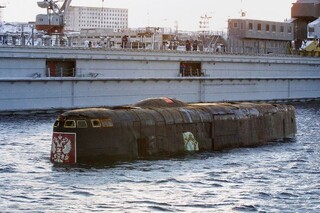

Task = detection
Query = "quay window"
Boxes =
[180,61,203,77]
[46,59,76,77]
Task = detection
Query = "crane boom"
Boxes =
[60,0,72,12]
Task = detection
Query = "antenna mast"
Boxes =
[239,0,246,17]
[199,14,212,33]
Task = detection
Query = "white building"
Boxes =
[308,17,320,39]
[65,6,128,32]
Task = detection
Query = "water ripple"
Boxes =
[0,101,319,212]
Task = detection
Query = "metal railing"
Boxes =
[47,68,75,77]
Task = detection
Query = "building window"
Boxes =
[280,26,284,33]
[249,23,253,30]
[288,26,292,33]
[266,24,270,32]
[272,25,276,32]
[257,23,262,31]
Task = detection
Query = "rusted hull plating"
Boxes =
[51,98,296,164]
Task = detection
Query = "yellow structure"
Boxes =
[300,40,320,57]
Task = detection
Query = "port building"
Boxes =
[227,19,294,54]
[64,6,128,32]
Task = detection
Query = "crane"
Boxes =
[35,0,72,34]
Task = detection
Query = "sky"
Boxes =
[1,0,296,31]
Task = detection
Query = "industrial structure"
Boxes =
[36,0,72,34]
[291,0,320,48]
[0,0,319,114]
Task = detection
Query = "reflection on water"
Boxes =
[0,102,319,212]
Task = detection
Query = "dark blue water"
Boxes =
[0,102,319,212]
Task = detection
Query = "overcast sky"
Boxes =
[1,0,295,31]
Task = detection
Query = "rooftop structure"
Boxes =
[292,0,320,19]
[291,0,320,48]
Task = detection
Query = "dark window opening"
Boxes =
[280,26,284,33]
[266,24,270,32]
[91,119,102,128]
[46,59,76,77]
[54,120,60,127]
[249,23,253,30]
[309,27,314,33]
[257,23,262,31]
[180,61,203,77]
[64,120,76,128]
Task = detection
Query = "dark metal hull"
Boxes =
[51,98,296,165]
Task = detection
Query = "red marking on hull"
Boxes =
[51,132,76,164]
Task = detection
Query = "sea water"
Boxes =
[0,102,319,212]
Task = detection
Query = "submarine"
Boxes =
[51,97,296,165]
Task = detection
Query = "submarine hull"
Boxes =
[51,98,296,165]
